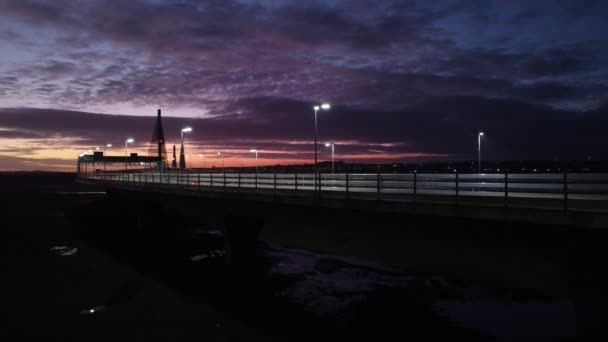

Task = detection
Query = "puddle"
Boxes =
[50,246,78,256]
[79,305,105,315]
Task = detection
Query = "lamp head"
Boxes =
[479,132,484,136]
[321,103,331,110]
[313,105,320,111]
[182,127,192,133]
[106,144,112,148]
[126,138,134,143]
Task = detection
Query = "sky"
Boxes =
[0,0,607,171]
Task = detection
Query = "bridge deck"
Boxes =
[78,172,608,228]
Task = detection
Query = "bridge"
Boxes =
[78,170,608,229]
[75,107,608,233]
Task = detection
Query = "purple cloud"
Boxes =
[1,0,607,169]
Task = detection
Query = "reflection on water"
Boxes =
[79,305,105,315]
[190,250,226,262]
[50,246,78,256]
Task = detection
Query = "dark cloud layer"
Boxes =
[1,0,607,169]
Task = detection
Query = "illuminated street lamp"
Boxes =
[250,148,258,171]
[251,148,259,189]
[181,127,192,141]
[77,152,85,174]
[180,127,192,170]
[478,132,484,174]
[217,152,224,171]
[125,138,134,171]
[325,142,335,175]
[198,153,205,168]
[313,103,331,191]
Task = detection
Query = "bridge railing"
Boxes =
[78,171,608,212]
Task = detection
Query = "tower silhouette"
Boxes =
[148,108,168,170]
[172,145,177,168]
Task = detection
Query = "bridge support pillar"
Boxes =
[222,215,264,267]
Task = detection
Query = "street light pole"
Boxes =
[478,132,484,174]
[199,154,205,168]
[251,149,258,190]
[250,148,258,174]
[314,106,318,188]
[313,103,331,191]
[325,142,335,175]
[125,138,134,171]
[217,152,224,171]
[180,127,192,171]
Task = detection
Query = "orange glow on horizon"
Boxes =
[0,137,449,172]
